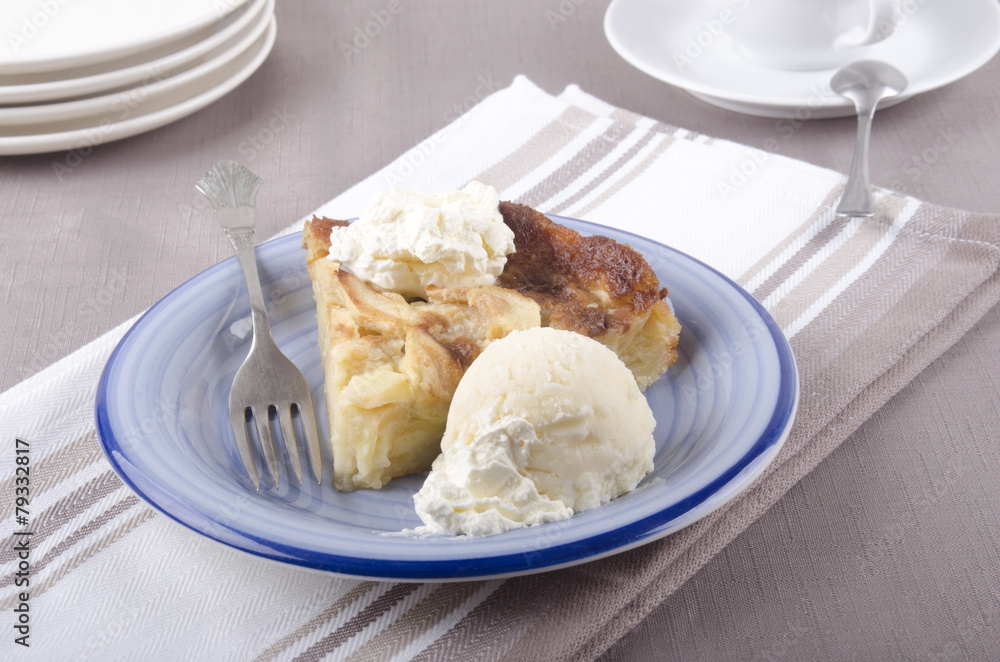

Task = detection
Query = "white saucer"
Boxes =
[0,3,272,127]
[604,0,1000,118]
[0,18,275,155]
[0,0,249,76]
[0,0,270,105]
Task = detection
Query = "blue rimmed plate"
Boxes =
[95,216,798,581]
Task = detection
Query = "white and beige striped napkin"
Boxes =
[3,75,1000,661]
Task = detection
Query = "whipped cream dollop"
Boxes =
[410,327,656,537]
[325,181,515,299]
[413,416,574,537]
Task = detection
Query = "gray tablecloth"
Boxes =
[3,2,999,660]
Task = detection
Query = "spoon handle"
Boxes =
[836,101,878,217]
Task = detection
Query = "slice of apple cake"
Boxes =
[303,199,680,491]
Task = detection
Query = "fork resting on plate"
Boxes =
[196,160,322,490]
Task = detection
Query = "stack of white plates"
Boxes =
[0,0,276,155]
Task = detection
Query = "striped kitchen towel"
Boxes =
[3,75,1000,661]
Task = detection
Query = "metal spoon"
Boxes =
[832,60,908,216]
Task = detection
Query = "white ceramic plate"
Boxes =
[95,218,799,582]
[0,18,275,156]
[0,3,272,127]
[604,0,1000,118]
[0,0,249,75]
[0,0,270,105]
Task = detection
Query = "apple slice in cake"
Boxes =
[303,203,680,491]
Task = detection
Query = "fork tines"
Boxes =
[231,399,320,491]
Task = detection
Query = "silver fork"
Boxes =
[196,160,322,490]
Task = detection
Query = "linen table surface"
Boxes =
[3,3,1000,661]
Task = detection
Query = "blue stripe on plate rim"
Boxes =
[95,215,799,581]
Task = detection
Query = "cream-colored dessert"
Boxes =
[303,184,679,492]
[411,327,656,536]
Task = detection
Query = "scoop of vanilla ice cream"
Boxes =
[411,327,656,536]
[324,181,515,299]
